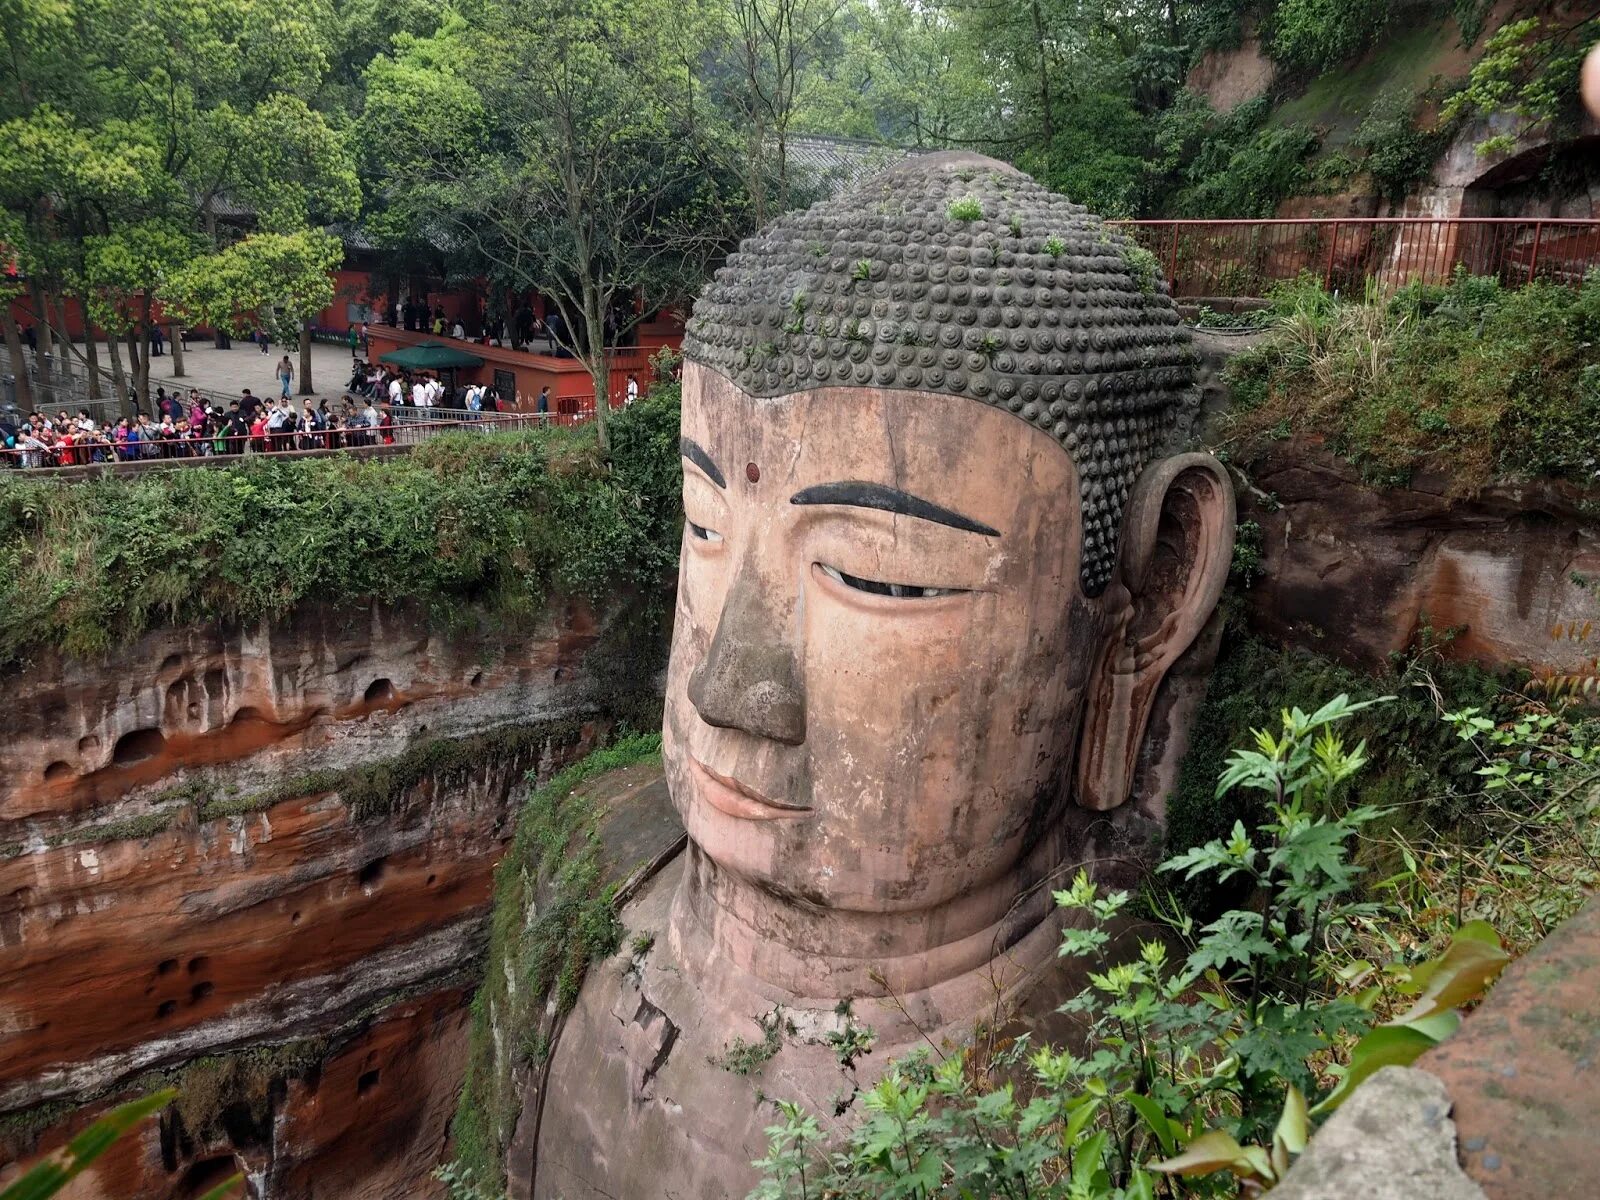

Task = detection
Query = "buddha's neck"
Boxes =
[667,824,1073,1003]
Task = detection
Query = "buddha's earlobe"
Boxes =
[1075,453,1235,813]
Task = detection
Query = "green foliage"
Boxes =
[1220,270,1600,491]
[166,229,343,342]
[0,394,683,672]
[946,197,982,222]
[1164,629,1505,919]
[1152,94,1319,219]
[753,695,1510,1198]
[1229,520,1264,587]
[1121,243,1163,295]
[711,1009,795,1076]
[0,1090,241,1200]
[449,734,664,1192]
[1271,0,1392,74]
[1442,15,1600,150]
[1350,88,1452,203]
[0,0,359,397]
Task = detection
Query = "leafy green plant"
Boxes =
[947,197,982,222]
[1122,243,1163,295]
[753,693,1513,1198]
[1043,236,1065,257]
[712,1008,795,1077]
[1221,269,1600,491]
[0,394,684,672]
[2,1091,241,1200]
[1442,16,1600,151]
[825,1003,877,1071]
[1271,0,1392,73]
[1351,88,1452,203]
[1229,519,1264,587]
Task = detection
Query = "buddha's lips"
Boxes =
[690,757,810,820]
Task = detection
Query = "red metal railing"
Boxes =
[1107,218,1600,300]
[0,408,606,471]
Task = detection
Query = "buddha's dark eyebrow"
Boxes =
[789,481,999,537]
[680,437,725,488]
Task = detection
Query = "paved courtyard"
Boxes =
[105,337,364,400]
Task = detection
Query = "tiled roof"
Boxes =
[784,134,911,196]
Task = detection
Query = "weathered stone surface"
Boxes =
[525,154,1235,1199]
[1422,896,1600,1199]
[1273,1067,1485,1200]
[0,601,642,1197]
[1235,436,1600,671]
[0,985,471,1200]
[1186,28,1275,114]
[0,600,603,824]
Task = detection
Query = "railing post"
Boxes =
[1167,224,1180,294]
[1528,221,1544,283]
[1324,221,1340,291]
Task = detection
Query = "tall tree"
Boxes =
[365,0,743,449]
[0,0,358,406]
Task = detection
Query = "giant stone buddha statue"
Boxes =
[524,152,1234,1199]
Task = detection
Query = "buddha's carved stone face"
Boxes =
[664,153,1235,939]
[663,362,1106,912]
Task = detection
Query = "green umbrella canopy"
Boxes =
[378,341,484,369]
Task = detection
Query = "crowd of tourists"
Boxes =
[0,387,402,467]
[0,354,537,468]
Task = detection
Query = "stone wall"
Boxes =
[0,599,658,1198]
[1234,437,1600,673]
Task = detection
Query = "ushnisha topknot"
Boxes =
[683,151,1198,596]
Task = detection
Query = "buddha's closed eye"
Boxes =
[816,563,965,599]
[687,519,723,543]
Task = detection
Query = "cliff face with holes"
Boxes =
[1233,436,1600,675]
[0,600,663,1199]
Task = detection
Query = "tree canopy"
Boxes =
[3,0,1592,417]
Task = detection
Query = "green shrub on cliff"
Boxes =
[450,732,664,1192]
[753,695,1513,1199]
[0,390,683,670]
[1222,269,1600,490]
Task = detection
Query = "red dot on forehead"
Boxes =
[745,462,760,483]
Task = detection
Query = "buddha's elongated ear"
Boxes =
[1076,452,1235,812]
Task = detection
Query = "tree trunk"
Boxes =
[299,323,313,394]
[171,325,185,377]
[136,294,153,408]
[45,292,72,385]
[583,280,610,451]
[76,295,103,402]
[1030,0,1054,149]
[588,300,611,451]
[126,330,144,410]
[0,308,34,410]
[105,325,131,417]
[29,281,56,409]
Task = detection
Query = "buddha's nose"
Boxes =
[687,562,806,746]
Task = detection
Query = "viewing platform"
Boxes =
[364,317,683,414]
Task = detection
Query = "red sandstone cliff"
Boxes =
[1235,437,1600,673]
[0,601,652,1198]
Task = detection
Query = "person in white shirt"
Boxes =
[625,374,640,405]
[451,320,465,339]
[388,375,403,405]
[16,431,47,468]
[363,399,380,428]
[412,380,428,407]
[427,377,443,407]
